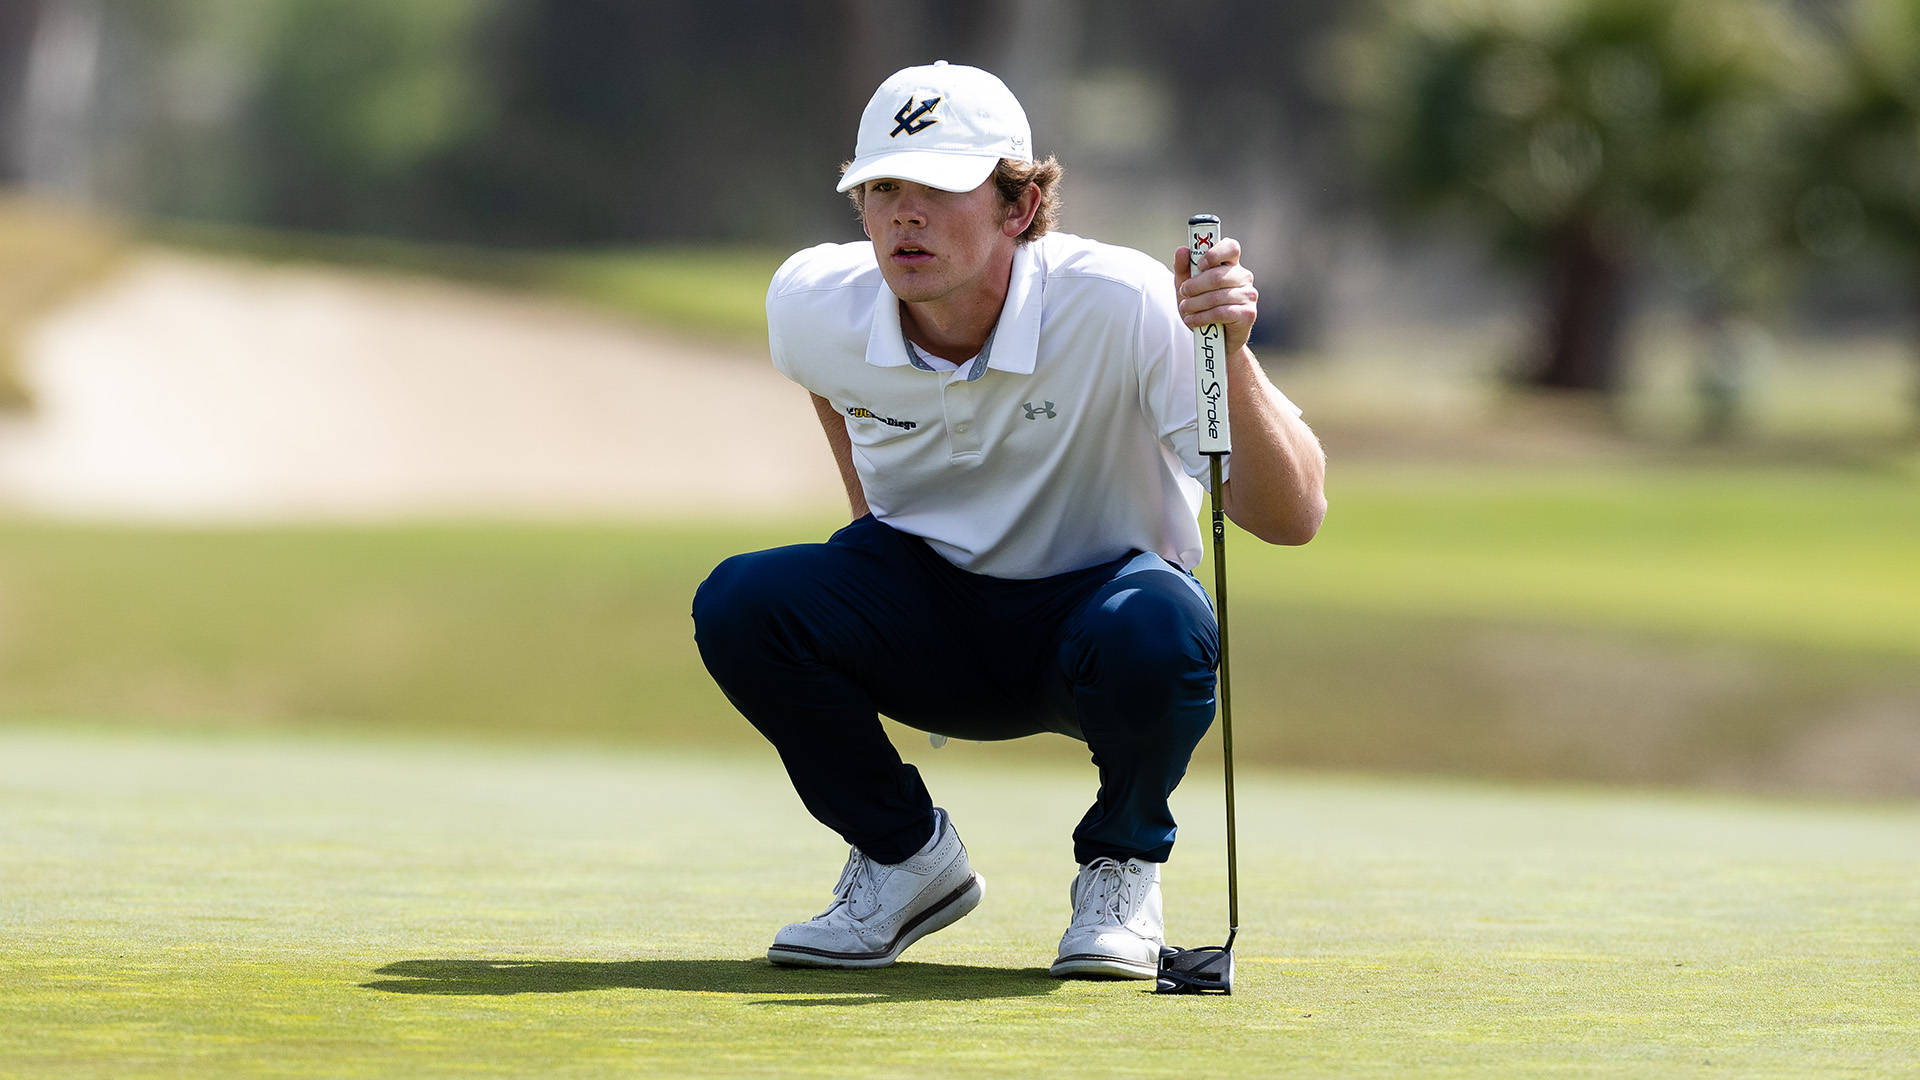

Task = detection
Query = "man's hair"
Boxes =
[842,156,1065,243]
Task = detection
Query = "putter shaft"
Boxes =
[1209,454,1238,943]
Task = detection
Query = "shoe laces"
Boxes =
[1071,857,1145,929]
[819,847,881,923]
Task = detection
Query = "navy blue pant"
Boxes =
[692,515,1219,866]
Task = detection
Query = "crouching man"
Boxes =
[693,61,1324,978]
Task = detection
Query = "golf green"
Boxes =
[3,726,1914,1078]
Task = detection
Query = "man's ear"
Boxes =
[1003,184,1041,238]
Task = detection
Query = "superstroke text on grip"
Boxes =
[1187,214,1231,455]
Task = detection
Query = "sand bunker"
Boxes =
[0,252,844,520]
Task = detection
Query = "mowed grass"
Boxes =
[146,219,786,344]
[0,461,1914,792]
[1274,463,1920,658]
[536,247,786,343]
[1,725,1915,1079]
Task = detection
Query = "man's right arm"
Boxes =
[810,393,869,519]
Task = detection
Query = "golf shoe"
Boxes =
[767,808,983,968]
[1049,856,1164,979]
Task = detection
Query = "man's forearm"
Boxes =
[810,393,870,519]
[1218,347,1326,546]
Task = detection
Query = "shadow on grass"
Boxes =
[362,958,1060,1004]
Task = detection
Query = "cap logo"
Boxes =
[890,95,941,137]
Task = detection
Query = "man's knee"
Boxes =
[1065,574,1218,737]
[692,547,803,664]
[1080,576,1217,672]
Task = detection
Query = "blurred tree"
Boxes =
[242,0,499,237]
[0,0,43,183]
[1792,0,1920,423]
[1340,0,1810,397]
[5,0,1372,259]
[1088,0,1358,351]
[427,0,854,246]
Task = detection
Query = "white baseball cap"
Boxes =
[836,60,1033,194]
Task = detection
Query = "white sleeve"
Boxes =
[765,260,804,387]
[1134,263,1218,484]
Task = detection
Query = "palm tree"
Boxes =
[1341,0,1809,396]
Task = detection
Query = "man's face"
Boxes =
[860,177,1016,306]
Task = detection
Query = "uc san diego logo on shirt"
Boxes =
[847,405,917,431]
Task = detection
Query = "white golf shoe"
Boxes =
[766,808,984,968]
[1049,856,1164,979]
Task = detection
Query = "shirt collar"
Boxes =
[865,240,1043,376]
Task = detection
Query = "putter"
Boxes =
[1156,213,1237,996]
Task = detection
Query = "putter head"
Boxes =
[1154,943,1234,995]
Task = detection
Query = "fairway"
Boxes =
[3,460,1916,794]
[3,727,1914,1078]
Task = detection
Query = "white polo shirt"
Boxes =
[766,231,1299,579]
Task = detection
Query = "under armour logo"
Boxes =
[1022,400,1056,420]
[890,96,941,137]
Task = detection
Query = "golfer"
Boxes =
[693,61,1325,978]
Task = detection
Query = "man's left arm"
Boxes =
[1175,237,1327,546]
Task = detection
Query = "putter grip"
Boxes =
[1188,214,1230,455]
